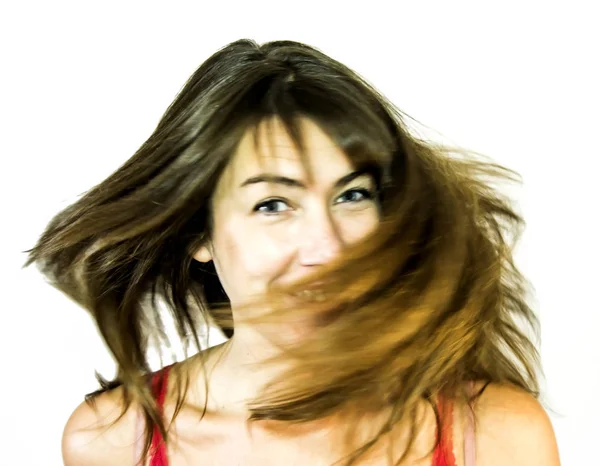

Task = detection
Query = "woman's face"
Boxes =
[194,117,380,309]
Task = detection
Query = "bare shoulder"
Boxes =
[471,382,560,466]
[62,386,143,466]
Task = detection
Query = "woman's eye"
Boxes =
[253,199,290,214]
[336,188,374,204]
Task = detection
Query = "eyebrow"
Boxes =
[240,167,375,190]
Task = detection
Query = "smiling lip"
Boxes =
[304,281,327,288]
[290,289,328,301]
[281,278,327,287]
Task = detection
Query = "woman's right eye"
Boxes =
[253,199,291,215]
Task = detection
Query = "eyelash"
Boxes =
[253,188,375,215]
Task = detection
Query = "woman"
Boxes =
[25,39,560,465]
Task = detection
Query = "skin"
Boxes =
[61,117,561,465]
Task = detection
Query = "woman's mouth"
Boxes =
[291,289,327,301]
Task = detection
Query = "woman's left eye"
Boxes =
[336,188,373,204]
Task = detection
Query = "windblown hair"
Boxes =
[24,38,540,465]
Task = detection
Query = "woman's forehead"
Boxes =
[224,118,356,186]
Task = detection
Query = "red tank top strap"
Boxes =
[431,394,457,466]
[149,364,172,466]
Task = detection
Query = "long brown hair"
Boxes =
[23,38,540,465]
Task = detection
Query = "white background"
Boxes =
[1,1,598,465]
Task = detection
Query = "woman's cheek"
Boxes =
[340,210,379,244]
[239,222,295,274]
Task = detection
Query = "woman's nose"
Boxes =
[297,212,343,266]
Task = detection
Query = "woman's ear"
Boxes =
[193,243,213,263]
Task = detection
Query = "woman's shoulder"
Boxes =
[61,357,198,466]
[62,385,143,466]
[469,381,560,466]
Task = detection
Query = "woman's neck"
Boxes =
[197,327,299,416]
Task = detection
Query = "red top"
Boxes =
[148,364,172,466]
[147,366,458,466]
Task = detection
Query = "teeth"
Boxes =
[294,290,327,301]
